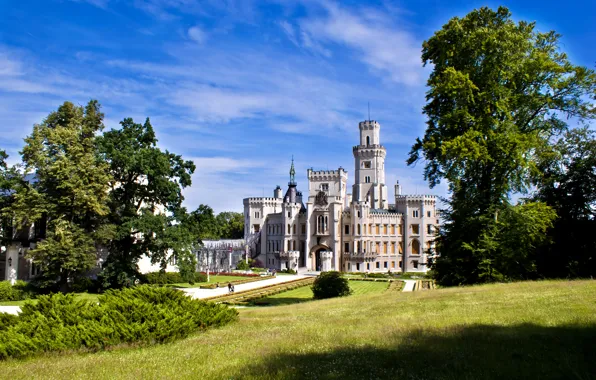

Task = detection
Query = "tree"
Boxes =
[188,204,220,241]
[534,128,596,277]
[97,117,196,288]
[10,101,112,289]
[215,211,244,239]
[311,271,352,299]
[408,7,596,285]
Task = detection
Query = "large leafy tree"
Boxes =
[10,101,112,289]
[215,211,244,239]
[534,127,596,277]
[97,117,196,288]
[409,7,596,285]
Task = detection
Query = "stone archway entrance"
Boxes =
[310,245,332,272]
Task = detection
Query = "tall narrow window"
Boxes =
[344,242,350,252]
[412,239,420,255]
[366,136,370,146]
[344,225,350,234]
[427,224,433,234]
[411,224,420,235]
[288,224,291,234]
[357,224,361,235]
[412,210,419,218]
[293,224,296,234]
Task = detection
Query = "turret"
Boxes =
[274,185,283,199]
[395,180,402,196]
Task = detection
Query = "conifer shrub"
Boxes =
[312,271,352,300]
[0,281,32,301]
[0,285,237,360]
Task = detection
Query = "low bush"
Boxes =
[312,271,352,300]
[364,273,388,279]
[0,280,33,302]
[0,285,237,360]
[70,277,101,293]
[0,313,18,331]
[143,272,208,285]
[236,260,250,270]
[203,272,260,278]
[280,269,296,274]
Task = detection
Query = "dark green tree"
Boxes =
[97,117,196,288]
[10,101,112,289]
[534,127,596,277]
[409,7,596,285]
[215,211,244,239]
[188,204,220,241]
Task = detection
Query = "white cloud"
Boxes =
[301,3,424,86]
[188,26,207,44]
[278,20,299,46]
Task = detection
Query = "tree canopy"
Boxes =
[97,117,196,288]
[409,7,596,285]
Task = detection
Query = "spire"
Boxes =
[289,155,296,185]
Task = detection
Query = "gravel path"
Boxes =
[181,274,310,299]
[402,280,417,292]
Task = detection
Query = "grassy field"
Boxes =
[1,280,595,379]
[0,292,99,307]
[171,275,259,288]
[253,280,389,306]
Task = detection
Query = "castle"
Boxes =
[243,120,437,273]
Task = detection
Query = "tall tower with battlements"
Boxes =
[352,120,388,209]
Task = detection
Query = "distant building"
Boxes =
[243,120,438,273]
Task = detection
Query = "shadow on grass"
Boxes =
[234,323,596,380]
[250,297,312,306]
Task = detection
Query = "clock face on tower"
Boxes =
[315,191,328,206]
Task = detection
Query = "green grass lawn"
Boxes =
[1,280,595,379]
[170,275,260,288]
[0,292,99,307]
[253,280,389,306]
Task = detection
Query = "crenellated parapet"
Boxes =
[395,194,436,206]
[307,167,348,182]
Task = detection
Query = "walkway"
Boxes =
[182,274,309,300]
[0,306,20,315]
[402,280,416,292]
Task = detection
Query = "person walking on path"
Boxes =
[228,282,232,293]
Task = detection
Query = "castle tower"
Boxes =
[352,120,388,209]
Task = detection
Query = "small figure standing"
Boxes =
[228,282,232,293]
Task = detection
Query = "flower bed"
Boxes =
[201,272,260,277]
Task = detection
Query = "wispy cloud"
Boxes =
[188,26,207,44]
[301,3,424,86]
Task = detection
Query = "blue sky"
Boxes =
[1,0,594,212]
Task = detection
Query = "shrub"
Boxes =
[0,313,19,331]
[143,272,183,284]
[236,260,250,270]
[194,272,207,283]
[280,269,297,274]
[0,281,32,302]
[0,285,238,360]
[70,277,101,293]
[312,271,352,300]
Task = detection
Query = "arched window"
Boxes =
[412,239,420,255]
[366,136,370,146]
[357,224,361,235]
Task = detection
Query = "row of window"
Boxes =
[347,239,433,255]
[347,223,434,236]
[348,260,420,271]
[266,240,305,253]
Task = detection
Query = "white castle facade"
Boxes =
[243,120,437,273]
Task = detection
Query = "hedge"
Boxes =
[0,281,32,302]
[142,272,207,285]
[0,285,237,360]
[199,276,265,289]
